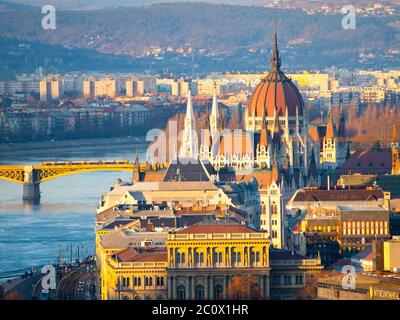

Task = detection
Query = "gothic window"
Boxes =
[271,202,278,215]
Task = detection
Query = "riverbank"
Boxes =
[0,136,148,158]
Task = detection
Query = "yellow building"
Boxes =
[166,221,271,300]
[101,247,168,300]
[383,236,400,272]
[360,87,386,104]
[40,75,64,101]
[196,79,222,96]
[94,77,117,98]
[83,77,96,98]
[126,78,145,97]
[98,220,323,300]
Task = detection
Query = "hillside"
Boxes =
[0,1,399,73]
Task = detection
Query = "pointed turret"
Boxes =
[270,31,281,72]
[325,101,336,139]
[271,150,280,184]
[272,105,281,145]
[179,90,198,158]
[259,108,269,147]
[210,82,219,136]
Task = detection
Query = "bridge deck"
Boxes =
[0,162,168,184]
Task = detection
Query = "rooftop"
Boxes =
[174,220,257,235]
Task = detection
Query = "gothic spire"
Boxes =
[270,31,281,72]
[338,93,346,138]
[180,90,198,158]
[326,100,336,139]
[210,82,219,136]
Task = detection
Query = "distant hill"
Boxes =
[0,1,399,72]
[4,0,399,10]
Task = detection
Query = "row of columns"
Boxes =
[167,274,269,300]
[170,246,268,269]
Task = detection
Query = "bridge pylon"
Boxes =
[23,182,41,203]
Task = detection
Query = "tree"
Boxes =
[226,275,264,300]
[4,291,23,300]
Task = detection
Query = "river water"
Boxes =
[0,140,147,273]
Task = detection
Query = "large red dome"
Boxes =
[248,33,304,118]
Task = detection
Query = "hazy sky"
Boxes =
[6,0,268,9]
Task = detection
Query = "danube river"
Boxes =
[0,138,147,273]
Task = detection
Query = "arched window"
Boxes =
[145,295,152,300]
[214,284,223,300]
[156,295,164,300]
[177,285,186,300]
[218,252,223,265]
[134,295,140,300]
[126,277,130,287]
[181,253,186,264]
[256,252,260,263]
[200,252,204,264]
[196,285,205,300]
[271,202,277,215]
[237,252,241,263]
[137,277,141,286]
[122,295,129,300]
[176,252,181,265]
